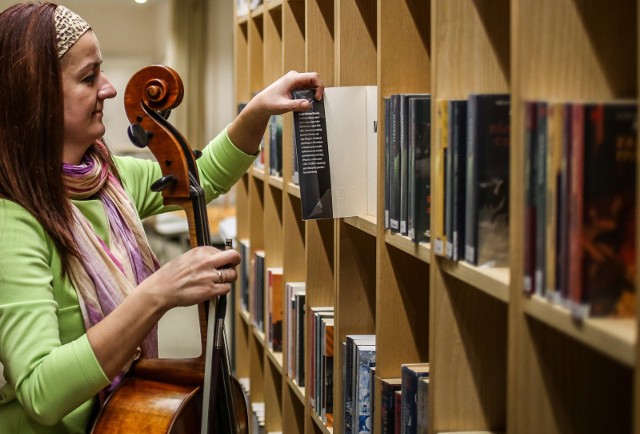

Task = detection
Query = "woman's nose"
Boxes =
[98,74,117,100]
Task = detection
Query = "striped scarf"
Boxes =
[62,142,160,394]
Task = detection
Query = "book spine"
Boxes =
[464,95,479,264]
[534,102,548,296]
[389,94,401,231]
[450,100,467,260]
[523,101,538,293]
[384,97,391,229]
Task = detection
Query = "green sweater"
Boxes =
[0,129,255,433]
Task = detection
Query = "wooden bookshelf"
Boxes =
[231,0,639,433]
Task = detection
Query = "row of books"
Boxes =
[309,307,335,426]
[243,247,285,350]
[343,335,376,434]
[523,99,637,318]
[285,282,306,387]
[380,363,430,434]
[433,94,511,267]
[384,94,432,244]
[239,238,307,380]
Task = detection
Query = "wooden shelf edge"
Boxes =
[523,296,636,367]
[437,258,510,303]
[266,348,284,372]
[286,182,300,198]
[252,325,266,347]
[266,0,283,10]
[384,230,431,264]
[252,166,266,180]
[240,308,251,326]
[343,214,377,237]
[268,175,284,190]
[284,375,305,405]
[250,4,264,18]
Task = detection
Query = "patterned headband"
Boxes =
[54,5,91,58]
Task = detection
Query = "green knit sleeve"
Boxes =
[0,201,110,429]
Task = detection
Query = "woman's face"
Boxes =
[61,31,116,164]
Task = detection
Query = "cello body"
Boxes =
[90,65,248,434]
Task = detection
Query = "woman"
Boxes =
[0,2,323,433]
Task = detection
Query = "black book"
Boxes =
[464,93,510,267]
[569,101,637,318]
[408,95,431,243]
[448,99,467,261]
[292,89,334,219]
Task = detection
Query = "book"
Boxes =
[309,307,334,409]
[321,318,335,426]
[266,267,283,351]
[523,101,538,294]
[545,102,565,303]
[534,102,549,296]
[344,335,376,434]
[384,96,391,229]
[294,291,306,386]
[389,94,402,231]
[380,378,402,434]
[408,95,432,243]
[394,390,402,434]
[292,86,378,220]
[445,100,454,258]
[433,99,449,256]
[401,363,430,434]
[448,99,468,260]
[252,250,266,329]
[416,377,429,434]
[464,93,511,267]
[569,101,637,318]
[400,94,429,235]
[286,282,305,379]
[355,344,376,434]
[238,239,250,311]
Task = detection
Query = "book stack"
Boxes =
[432,94,511,268]
[522,99,637,319]
[309,307,335,426]
[384,94,432,243]
[343,335,376,434]
[285,282,306,386]
[400,363,430,434]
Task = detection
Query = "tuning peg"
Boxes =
[151,175,177,192]
[193,150,203,159]
[128,123,151,148]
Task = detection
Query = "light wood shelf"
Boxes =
[231,0,639,433]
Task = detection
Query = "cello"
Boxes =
[90,65,249,434]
